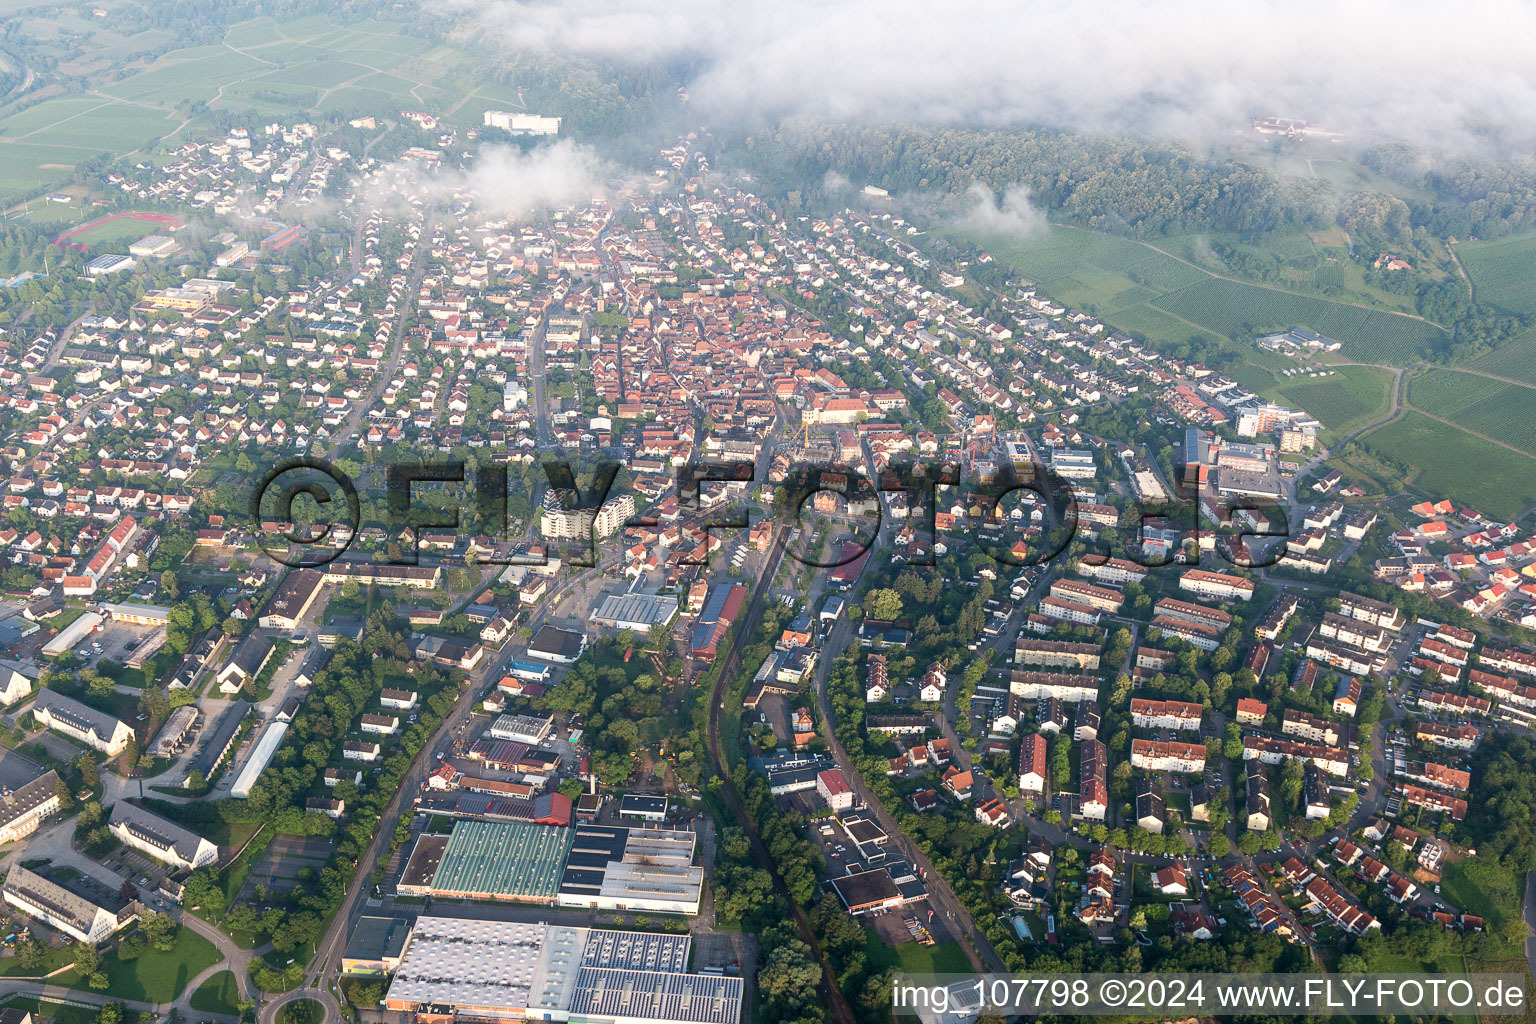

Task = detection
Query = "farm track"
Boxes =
[1338,365,1407,446]
[1394,404,1536,462]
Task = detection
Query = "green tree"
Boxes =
[141,910,177,951]
[15,937,48,970]
[71,941,101,975]
[864,588,903,622]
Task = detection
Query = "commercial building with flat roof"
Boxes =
[128,234,178,257]
[590,592,679,634]
[830,860,929,916]
[483,110,563,135]
[383,917,740,1024]
[527,625,587,664]
[86,253,135,276]
[618,794,668,822]
[400,819,574,902]
[488,713,554,744]
[343,915,411,975]
[557,824,702,916]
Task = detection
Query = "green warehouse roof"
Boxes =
[429,819,575,901]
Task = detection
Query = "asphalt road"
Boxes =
[703,526,858,1024]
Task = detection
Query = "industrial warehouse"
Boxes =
[589,591,680,634]
[383,917,742,1024]
[395,819,704,914]
[397,818,573,902]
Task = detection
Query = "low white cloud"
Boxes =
[445,0,1536,152]
[822,169,852,194]
[958,183,1048,237]
[361,141,608,220]
[464,141,608,219]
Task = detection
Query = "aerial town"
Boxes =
[0,11,1526,1024]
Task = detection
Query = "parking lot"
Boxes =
[238,834,337,904]
[70,617,154,667]
[691,930,755,974]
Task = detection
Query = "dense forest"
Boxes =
[1466,731,1536,873]
[725,121,1336,237]
[1365,143,1536,240]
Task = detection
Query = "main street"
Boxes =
[261,619,514,1024]
[806,437,1008,973]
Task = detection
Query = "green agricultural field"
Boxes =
[1456,231,1536,316]
[1120,252,1208,292]
[12,102,177,152]
[1469,328,1536,385]
[1039,267,1152,315]
[102,51,269,104]
[317,86,414,114]
[446,83,531,127]
[1273,365,1395,440]
[1408,369,1536,457]
[1362,410,1536,519]
[1151,227,1424,315]
[0,97,104,137]
[0,144,94,193]
[1099,302,1225,351]
[0,12,492,204]
[970,224,1151,282]
[965,223,1448,363]
[251,60,365,90]
[224,16,285,48]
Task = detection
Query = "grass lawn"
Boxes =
[220,826,273,907]
[861,930,971,974]
[0,942,77,976]
[0,995,108,1024]
[1439,859,1525,958]
[190,970,244,1015]
[63,926,222,1002]
[278,998,326,1024]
